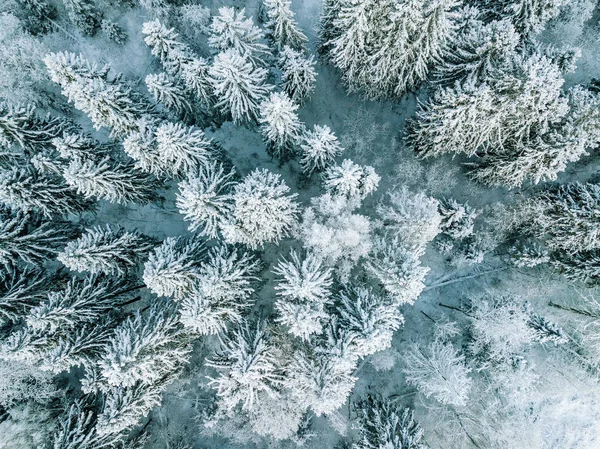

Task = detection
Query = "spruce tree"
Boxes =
[259,92,303,160]
[323,159,380,200]
[58,225,155,276]
[279,46,317,104]
[300,125,344,174]
[61,0,102,35]
[263,0,307,51]
[0,267,47,326]
[145,72,194,118]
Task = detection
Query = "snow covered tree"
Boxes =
[435,18,520,84]
[273,250,332,339]
[179,58,214,108]
[259,92,303,160]
[62,157,161,205]
[209,49,272,123]
[286,348,357,416]
[0,103,76,155]
[324,0,460,99]
[97,300,191,388]
[50,400,97,449]
[402,338,472,407]
[468,295,535,364]
[300,124,343,174]
[323,159,380,200]
[61,0,101,35]
[377,187,441,247]
[352,396,427,449]
[58,225,155,276]
[16,0,57,35]
[0,268,46,326]
[145,73,193,118]
[51,132,110,161]
[207,320,281,412]
[263,0,307,51]
[531,183,600,253]
[209,7,271,66]
[0,358,55,406]
[44,52,155,138]
[485,0,567,36]
[154,122,212,175]
[551,250,600,285]
[101,19,127,45]
[143,236,205,299]
[337,285,403,357]
[438,198,477,240]
[176,161,236,238]
[365,237,429,306]
[0,208,72,269]
[142,20,192,75]
[297,193,372,279]
[278,45,317,104]
[221,168,299,249]
[0,167,93,218]
[527,312,567,345]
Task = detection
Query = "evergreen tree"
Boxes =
[278,46,317,104]
[51,401,97,449]
[101,20,127,45]
[180,57,214,108]
[0,167,93,218]
[323,159,380,200]
[483,0,567,36]
[58,225,155,276]
[286,348,357,416]
[97,300,191,388]
[154,122,212,176]
[51,132,111,161]
[209,7,271,67]
[61,0,102,35]
[209,49,273,123]
[16,0,58,35]
[353,396,428,449]
[263,0,307,51]
[142,20,192,75]
[0,208,72,269]
[0,267,47,326]
[337,285,403,357]
[145,73,193,118]
[259,92,303,160]
[176,161,236,238]
[221,168,299,249]
[300,124,344,174]
[207,320,281,412]
[143,236,205,300]
[62,157,161,205]
[438,198,477,240]
[402,339,472,407]
[551,250,600,285]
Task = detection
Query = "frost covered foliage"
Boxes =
[323,159,380,200]
[180,243,259,335]
[300,124,343,174]
[352,396,427,449]
[482,0,567,36]
[403,338,472,407]
[143,236,204,299]
[58,225,154,275]
[273,250,332,339]
[297,193,372,279]
[0,359,55,406]
[279,46,317,103]
[259,92,303,160]
[321,0,460,98]
[263,0,307,51]
[208,320,281,412]
[221,168,299,248]
[377,187,441,247]
[176,161,236,238]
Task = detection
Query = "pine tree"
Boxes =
[61,0,102,35]
[209,49,273,123]
[337,285,403,358]
[0,267,47,326]
[220,168,299,248]
[0,102,76,154]
[142,20,192,75]
[352,396,427,449]
[278,46,317,104]
[0,167,93,218]
[402,339,472,407]
[209,7,271,67]
[51,401,97,449]
[438,198,477,240]
[145,73,193,118]
[0,208,72,269]
[551,250,600,285]
[259,92,303,160]
[365,237,429,306]
[180,57,214,108]
[16,0,58,35]
[58,225,155,276]
[51,132,111,161]
[143,236,205,299]
[122,123,170,178]
[207,320,281,412]
[263,0,307,51]
[323,159,380,200]
[527,312,567,345]
[97,300,191,388]
[273,250,332,339]
[101,19,127,45]
[300,124,343,174]
[176,161,236,238]
[485,0,567,36]
[286,348,357,416]
[154,122,212,176]
[62,157,161,205]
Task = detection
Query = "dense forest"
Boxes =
[1,0,600,448]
